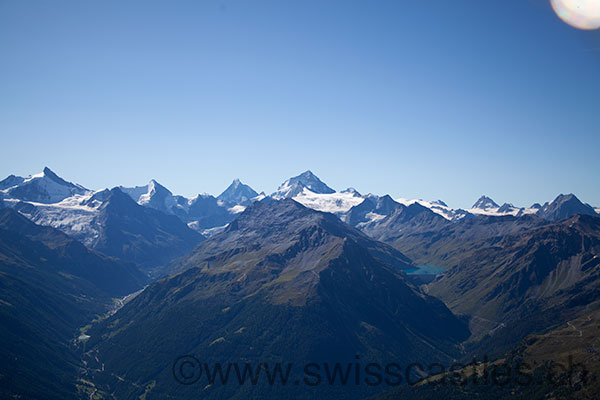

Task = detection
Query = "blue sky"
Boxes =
[1,0,599,208]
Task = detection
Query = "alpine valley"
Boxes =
[1,168,600,400]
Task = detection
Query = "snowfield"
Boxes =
[3,194,100,246]
[292,187,364,215]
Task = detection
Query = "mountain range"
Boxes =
[1,168,597,243]
[84,199,468,399]
[2,167,600,399]
[428,214,600,348]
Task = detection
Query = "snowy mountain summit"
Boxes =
[1,167,598,245]
[341,187,361,196]
[217,179,259,205]
[270,171,364,215]
[537,193,598,220]
[472,195,499,210]
[272,170,335,199]
[0,167,89,204]
[119,179,181,215]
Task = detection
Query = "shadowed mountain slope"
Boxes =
[0,208,147,400]
[89,188,204,274]
[85,199,469,399]
[428,214,600,354]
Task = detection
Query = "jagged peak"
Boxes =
[273,170,335,198]
[42,166,54,175]
[550,193,578,204]
[431,199,448,207]
[472,195,499,209]
[217,178,258,204]
[100,187,142,210]
[147,179,171,194]
[41,167,66,183]
[300,170,316,178]
[341,187,361,196]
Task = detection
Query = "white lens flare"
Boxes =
[550,0,600,30]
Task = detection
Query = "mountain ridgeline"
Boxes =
[1,167,600,399]
[85,199,468,399]
[89,187,203,274]
[428,214,600,352]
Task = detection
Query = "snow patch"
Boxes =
[292,187,364,215]
[228,205,246,214]
[200,224,228,237]
[365,212,386,222]
[395,197,466,221]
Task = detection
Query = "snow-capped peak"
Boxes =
[467,196,536,217]
[139,180,172,205]
[472,195,499,210]
[118,179,181,215]
[536,193,598,220]
[42,167,65,183]
[217,179,258,205]
[341,187,362,197]
[0,167,89,204]
[272,170,335,199]
[431,199,448,207]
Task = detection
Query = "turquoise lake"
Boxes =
[405,265,446,275]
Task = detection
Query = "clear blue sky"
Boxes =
[1,0,599,208]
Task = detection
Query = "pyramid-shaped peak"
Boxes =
[1,167,88,204]
[472,195,499,210]
[37,167,86,190]
[551,193,578,204]
[217,178,258,205]
[273,170,335,198]
[41,167,67,183]
[42,166,55,176]
[538,193,597,220]
[147,179,170,193]
[100,187,144,213]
